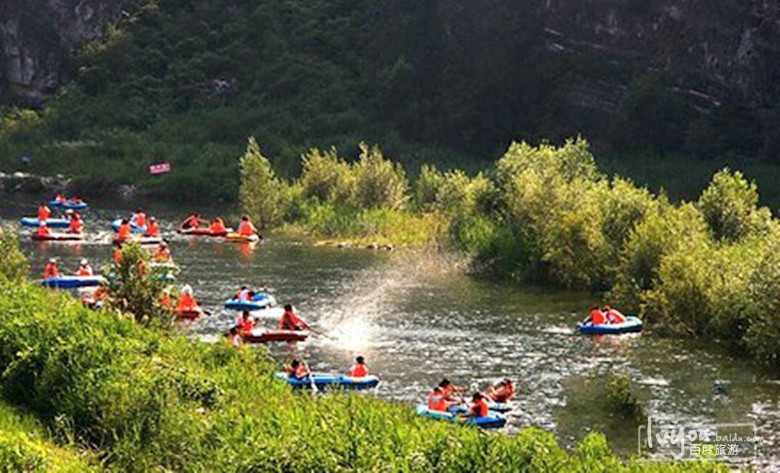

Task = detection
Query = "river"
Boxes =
[2,201,778,469]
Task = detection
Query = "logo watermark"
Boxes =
[638,416,762,462]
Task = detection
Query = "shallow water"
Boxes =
[2,202,778,468]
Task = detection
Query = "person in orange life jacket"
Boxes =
[428,386,447,411]
[131,209,146,228]
[181,214,200,229]
[236,310,254,334]
[279,304,310,331]
[235,285,251,301]
[287,358,309,380]
[76,258,93,276]
[154,241,172,262]
[160,288,173,309]
[116,219,132,241]
[585,305,606,325]
[112,242,123,265]
[66,210,83,234]
[438,378,462,403]
[54,194,66,203]
[486,378,514,403]
[145,217,160,238]
[176,284,198,312]
[37,203,50,222]
[467,392,489,418]
[43,258,59,279]
[36,221,51,238]
[347,356,368,377]
[210,217,227,233]
[237,215,257,237]
[604,305,627,324]
[227,326,242,347]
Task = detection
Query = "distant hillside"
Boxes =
[1,0,778,200]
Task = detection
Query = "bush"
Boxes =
[299,147,355,205]
[104,241,177,326]
[239,136,289,228]
[697,168,771,242]
[353,142,409,210]
[0,227,29,282]
[604,374,645,421]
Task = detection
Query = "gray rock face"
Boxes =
[532,0,780,108]
[0,0,132,103]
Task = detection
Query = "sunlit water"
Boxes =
[1,201,778,468]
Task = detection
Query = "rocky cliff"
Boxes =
[0,0,133,104]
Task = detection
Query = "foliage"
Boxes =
[0,227,29,282]
[604,374,645,421]
[353,143,409,210]
[697,168,771,242]
[239,137,288,228]
[104,241,177,326]
[0,403,99,472]
[0,278,728,472]
[299,147,354,205]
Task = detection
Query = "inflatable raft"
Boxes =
[225,232,260,243]
[449,401,511,414]
[49,199,88,210]
[20,217,70,228]
[31,232,84,241]
[113,235,162,246]
[274,372,380,390]
[175,307,205,320]
[41,275,106,288]
[243,329,309,343]
[110,218,147,234]
[178,227,231,237]
[577,316,643,335]
[414,404,506,428]
[224,293,276,311]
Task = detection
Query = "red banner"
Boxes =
[149,162,171,175]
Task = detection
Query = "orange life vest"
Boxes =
[113,248,123,264]
[43,262,59,279]
[133,212,146,228]
[469,398,489,418]
[428,391,447,411]
[607,309,627,324]
[237,220,255,236]
[117,223,131,240]
[38,205,50,221]
[145,221,160,237]
[590,309,606,325]
[154,246,171,261]
[279,309,306,330]
[347,363,368,377]
[177,293,197,312]
[210,218,227,233]
[160,294,172,308]
[488,384,514,403]
[76,265,93,276]
[68,217,83,234]
[36,226,51,237]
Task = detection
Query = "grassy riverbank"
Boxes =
[0,230,727,472]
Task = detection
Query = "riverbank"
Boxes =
[0,228,732,472]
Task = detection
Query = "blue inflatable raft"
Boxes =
[49,199,88,210]
[415,404,507,428]
[224,293,276,311]
[41,275,106,288]
[577,316,643,335]
[110,218,146,234]
[20,217,70,228]
[274,373,380,391]
[449,401,511,414]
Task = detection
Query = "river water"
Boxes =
[2,201,778,469]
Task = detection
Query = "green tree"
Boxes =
[239,136,288,228]
[353,142,408,210]
[698,168,771,242]
[0,227,29,282]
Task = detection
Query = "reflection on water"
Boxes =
[2,209,779,468]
